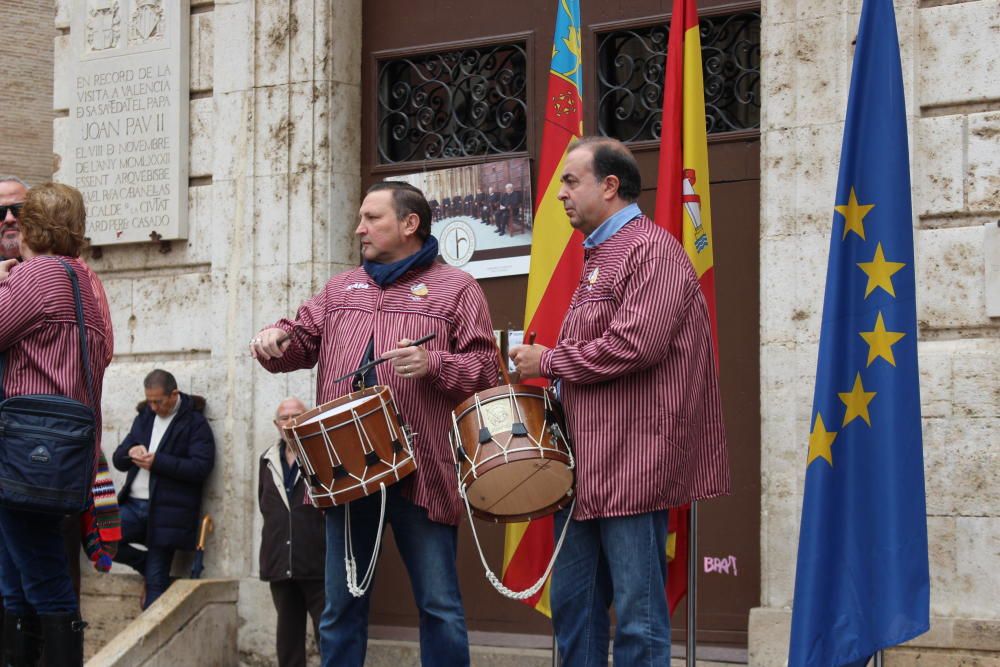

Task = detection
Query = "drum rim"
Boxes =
[452,383,551,421]
[285,385,398,437]
[469,488,575,523]
[306,453,417,505]
[459,445,572,482]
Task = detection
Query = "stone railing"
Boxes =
[86,579,238,666]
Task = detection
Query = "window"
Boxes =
[597,11,761,141]
[377,43,529,164]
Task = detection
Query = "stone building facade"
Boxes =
[31,0,1000,664]
[50,0,362,661]
[2,0,55,185]
[752,0,999,663]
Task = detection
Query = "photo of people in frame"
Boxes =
[394,157,533,279]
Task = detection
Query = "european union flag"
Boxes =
[788,0,930,664]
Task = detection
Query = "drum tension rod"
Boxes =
[456,445,470,463]
[332,465,349,480]
[364,451,381,467]
[510,422,528,437]
[478,426,493,444]
[390,439,404,454]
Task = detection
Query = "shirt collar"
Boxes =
[582,203,642,249]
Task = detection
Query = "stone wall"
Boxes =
[41,0,997,663]
[52,0,362,662]
[2,0,55,185]
[754,0,999,663]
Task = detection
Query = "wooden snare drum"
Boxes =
[283,385,415,507]
[451,384,574,522]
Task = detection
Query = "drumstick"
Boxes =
[331,333,437,384]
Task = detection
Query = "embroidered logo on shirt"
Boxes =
[410,283,429,300]
[586,267,599,290]
[345,282,369,291]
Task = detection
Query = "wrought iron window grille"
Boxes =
[377,43,529,165]
[597,11,761,142]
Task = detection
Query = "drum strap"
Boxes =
[344,483,388,598]
[462,491,576,601]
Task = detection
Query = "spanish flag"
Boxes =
[655,0,719,614]
[500,0,583,616]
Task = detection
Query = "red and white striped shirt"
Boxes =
[540,216,730,520]
[259,262,499,526]
[0,255,113,440]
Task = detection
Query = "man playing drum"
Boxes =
[250,181,498,667]
[510,137,731,665]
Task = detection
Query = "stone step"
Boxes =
[363,639,744,667]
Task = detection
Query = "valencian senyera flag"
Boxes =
[654,0,717,615]
[789,0,930,664]
[500,0,583,616]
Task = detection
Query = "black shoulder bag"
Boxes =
[0,259,98,514]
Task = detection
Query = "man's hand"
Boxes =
[133,452,155,470]
[0,258,18,282]
[381,338,430,379]
[509,343,548,380]
[250,328,291,361]
[129,445,155,470]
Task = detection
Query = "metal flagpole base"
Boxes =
[873,650,884,666]
[552,634,558,666]
[687,501,698,667]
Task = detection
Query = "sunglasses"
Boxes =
[0,204,23,219]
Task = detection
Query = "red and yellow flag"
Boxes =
[500,0,583,617]
[655,0,719,614]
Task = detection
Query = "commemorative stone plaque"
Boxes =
[67,0,189,245]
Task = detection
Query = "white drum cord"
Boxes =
[344,482,388,598]
[461,488,576,600]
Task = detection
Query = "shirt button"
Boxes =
[286,570,291,576]
[286,540,291,545]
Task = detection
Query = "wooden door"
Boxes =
[360,0,760,649]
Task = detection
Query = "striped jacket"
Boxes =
[259,262,498,526]
[0,255,113,439]
[540,216,730,520]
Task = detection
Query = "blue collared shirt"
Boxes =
[582,203,642,249]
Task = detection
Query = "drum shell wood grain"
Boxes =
[283,386,416,507]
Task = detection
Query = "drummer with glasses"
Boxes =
[249,181,498,667]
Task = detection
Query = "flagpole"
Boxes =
[874,650,884,666]
[686,501,698,667]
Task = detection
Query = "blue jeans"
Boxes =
[113,498,175,609]
[319,485,469,667]
[551,508,670,667]
[0,507,77,614]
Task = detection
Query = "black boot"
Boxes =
[3,613,43,667]
[38,614,85,667]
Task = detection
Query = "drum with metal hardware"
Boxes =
[283,385,415,508]
[451,384,574,523]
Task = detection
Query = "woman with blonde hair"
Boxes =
[0,183,113,666]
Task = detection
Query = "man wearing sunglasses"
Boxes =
[0,176,27,261]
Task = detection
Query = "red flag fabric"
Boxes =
[656,0,720,615]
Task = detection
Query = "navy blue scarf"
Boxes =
[362,236,439,288]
